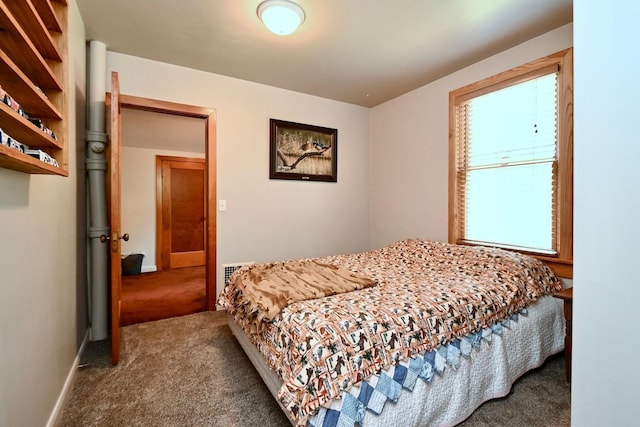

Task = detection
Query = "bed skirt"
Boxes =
[227,295,565,426]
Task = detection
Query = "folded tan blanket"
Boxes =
[233,260,378,321]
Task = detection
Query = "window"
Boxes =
[449,48,573,278]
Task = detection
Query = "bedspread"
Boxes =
[218,239,562,426]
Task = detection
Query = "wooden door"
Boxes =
[157,156,206,270]
[109,72,123,364]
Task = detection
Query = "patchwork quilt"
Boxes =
[218,239,562,426]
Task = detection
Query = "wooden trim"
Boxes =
[106,93,214,119]
[205,112,217,310]
[453,63,560,105]
[109,72,121,364]
[537,257,573,279]
[450,49,570,103]
[449,48,573,278]
[155,156,163,271]
[556,48,573,270]
[106,93,218,310]
[448,90,458,245]
[120,94,213,118]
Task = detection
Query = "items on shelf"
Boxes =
[34,85,48,99]
[28,118,57,140]
[0,128,28,153]
[1,84,57,140]
[1,85,27,118]
[2,127,58,167]
[24,149,58,167]
[1,126,59,168]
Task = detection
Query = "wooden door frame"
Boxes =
[108,72,122,364]
[106,93,217,310]
[156,155,206,271]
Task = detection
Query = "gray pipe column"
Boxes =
[86,40,109,341]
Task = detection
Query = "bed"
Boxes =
[218,239,565,426]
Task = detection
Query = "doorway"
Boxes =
[116,95,217,326]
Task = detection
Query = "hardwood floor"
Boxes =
[120,265,206,326]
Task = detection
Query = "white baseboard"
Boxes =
[141,265,157,273]
[46,329,89,427]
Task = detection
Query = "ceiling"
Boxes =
[77,0,572,108]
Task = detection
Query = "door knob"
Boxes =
[99,233,129,242]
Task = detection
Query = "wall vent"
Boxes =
[223,262,255,285]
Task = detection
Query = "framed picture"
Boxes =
[269,119,337,182]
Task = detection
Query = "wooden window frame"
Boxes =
[448,48,573,278]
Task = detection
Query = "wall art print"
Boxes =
[269,119,337,182]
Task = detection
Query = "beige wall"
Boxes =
[369,24,573,249]
[106,53,372,299]
[0,1,86,426]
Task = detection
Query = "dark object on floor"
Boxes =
[122,254,144,276]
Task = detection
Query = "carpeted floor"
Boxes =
[121,266,206,325]
[59,311,570,426]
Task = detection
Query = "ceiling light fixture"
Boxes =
[257,0,305,36]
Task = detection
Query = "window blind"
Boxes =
[457,72,559,253]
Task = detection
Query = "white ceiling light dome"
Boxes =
[257,0,305,36]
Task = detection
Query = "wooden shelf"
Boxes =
[0,102,62,150]
[0,50,62,119]
[4,0,61,61]
[0,144,67,176]
[32,0,62,33]
[0,2,61,90]
[0,0,67,175]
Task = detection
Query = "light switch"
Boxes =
[218,199,227,211]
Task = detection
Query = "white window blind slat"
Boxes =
[465,73,558,167]
[459,72,558,253]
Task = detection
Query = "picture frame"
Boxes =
[269,119,337,182]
